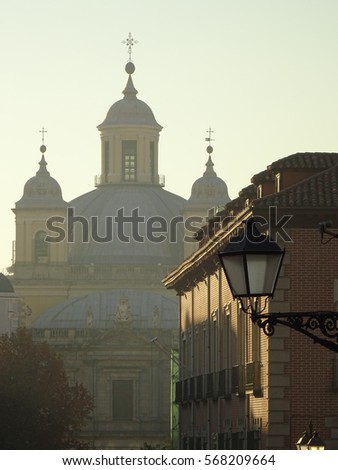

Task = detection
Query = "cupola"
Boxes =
[96,43,163,187]
[16,143,66,209]
[188,137,230,207]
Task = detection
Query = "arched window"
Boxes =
[122,140,137,182]
[34,231,48,263]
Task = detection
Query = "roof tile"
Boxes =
[253,163,338,209]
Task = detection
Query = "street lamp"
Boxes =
[296,422,326,450]
[218,217,338,353]
[218,217,284,319]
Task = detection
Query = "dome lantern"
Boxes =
[96,46,163,187]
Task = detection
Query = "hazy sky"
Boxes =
[1,0,338,272]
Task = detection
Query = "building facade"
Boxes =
[9,57,230,448]
[164,152,338,450]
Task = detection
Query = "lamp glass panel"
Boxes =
[246,253,283,296]
[298,444,310,450]
[220,254,248,297]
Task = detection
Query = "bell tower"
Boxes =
[12,135,68,274]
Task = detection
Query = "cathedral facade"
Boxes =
[9,57,230,449]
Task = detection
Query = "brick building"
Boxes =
[163,152,338,450]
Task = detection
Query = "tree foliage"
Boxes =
[0,328,94,449]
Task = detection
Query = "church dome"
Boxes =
[68,61,183,266]
[98,64,162,129]
[188,155,230,205]
[68,185,185,265]
[16,151,66,208]
[30,289,177,330]
[0,274,14,294]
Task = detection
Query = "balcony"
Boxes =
[231,365,245,396]
[216,369,231,398]
[245,361,262,397]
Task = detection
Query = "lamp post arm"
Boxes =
[252,311,338,354]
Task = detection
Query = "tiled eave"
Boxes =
[253,163,338,209]
[163,161,338,295]
[162,207,251,294]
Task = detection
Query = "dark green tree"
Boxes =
[0,328,94,449]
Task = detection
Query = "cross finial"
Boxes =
[122,32,138,62]
[205,127,214,143]
[39,126,47,145]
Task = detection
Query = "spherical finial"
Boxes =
[125,62,135,75]
[205,128,214,155]
[39,127,47,150]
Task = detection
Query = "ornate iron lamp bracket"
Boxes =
[251,311,338,353]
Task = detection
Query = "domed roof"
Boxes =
[68,185,186,265]
[98,64,162,129]
[0,274,14,294]
[31,289,178,330]
[16,154,67,209]
[188,155,231,205]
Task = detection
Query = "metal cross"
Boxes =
[205,127,214,142]
[122,32,138,61]
[39,126,47,144]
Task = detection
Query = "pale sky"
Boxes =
[1,0,338,272]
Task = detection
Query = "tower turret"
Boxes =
[12,135,68,277]
[182,130,231,257]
